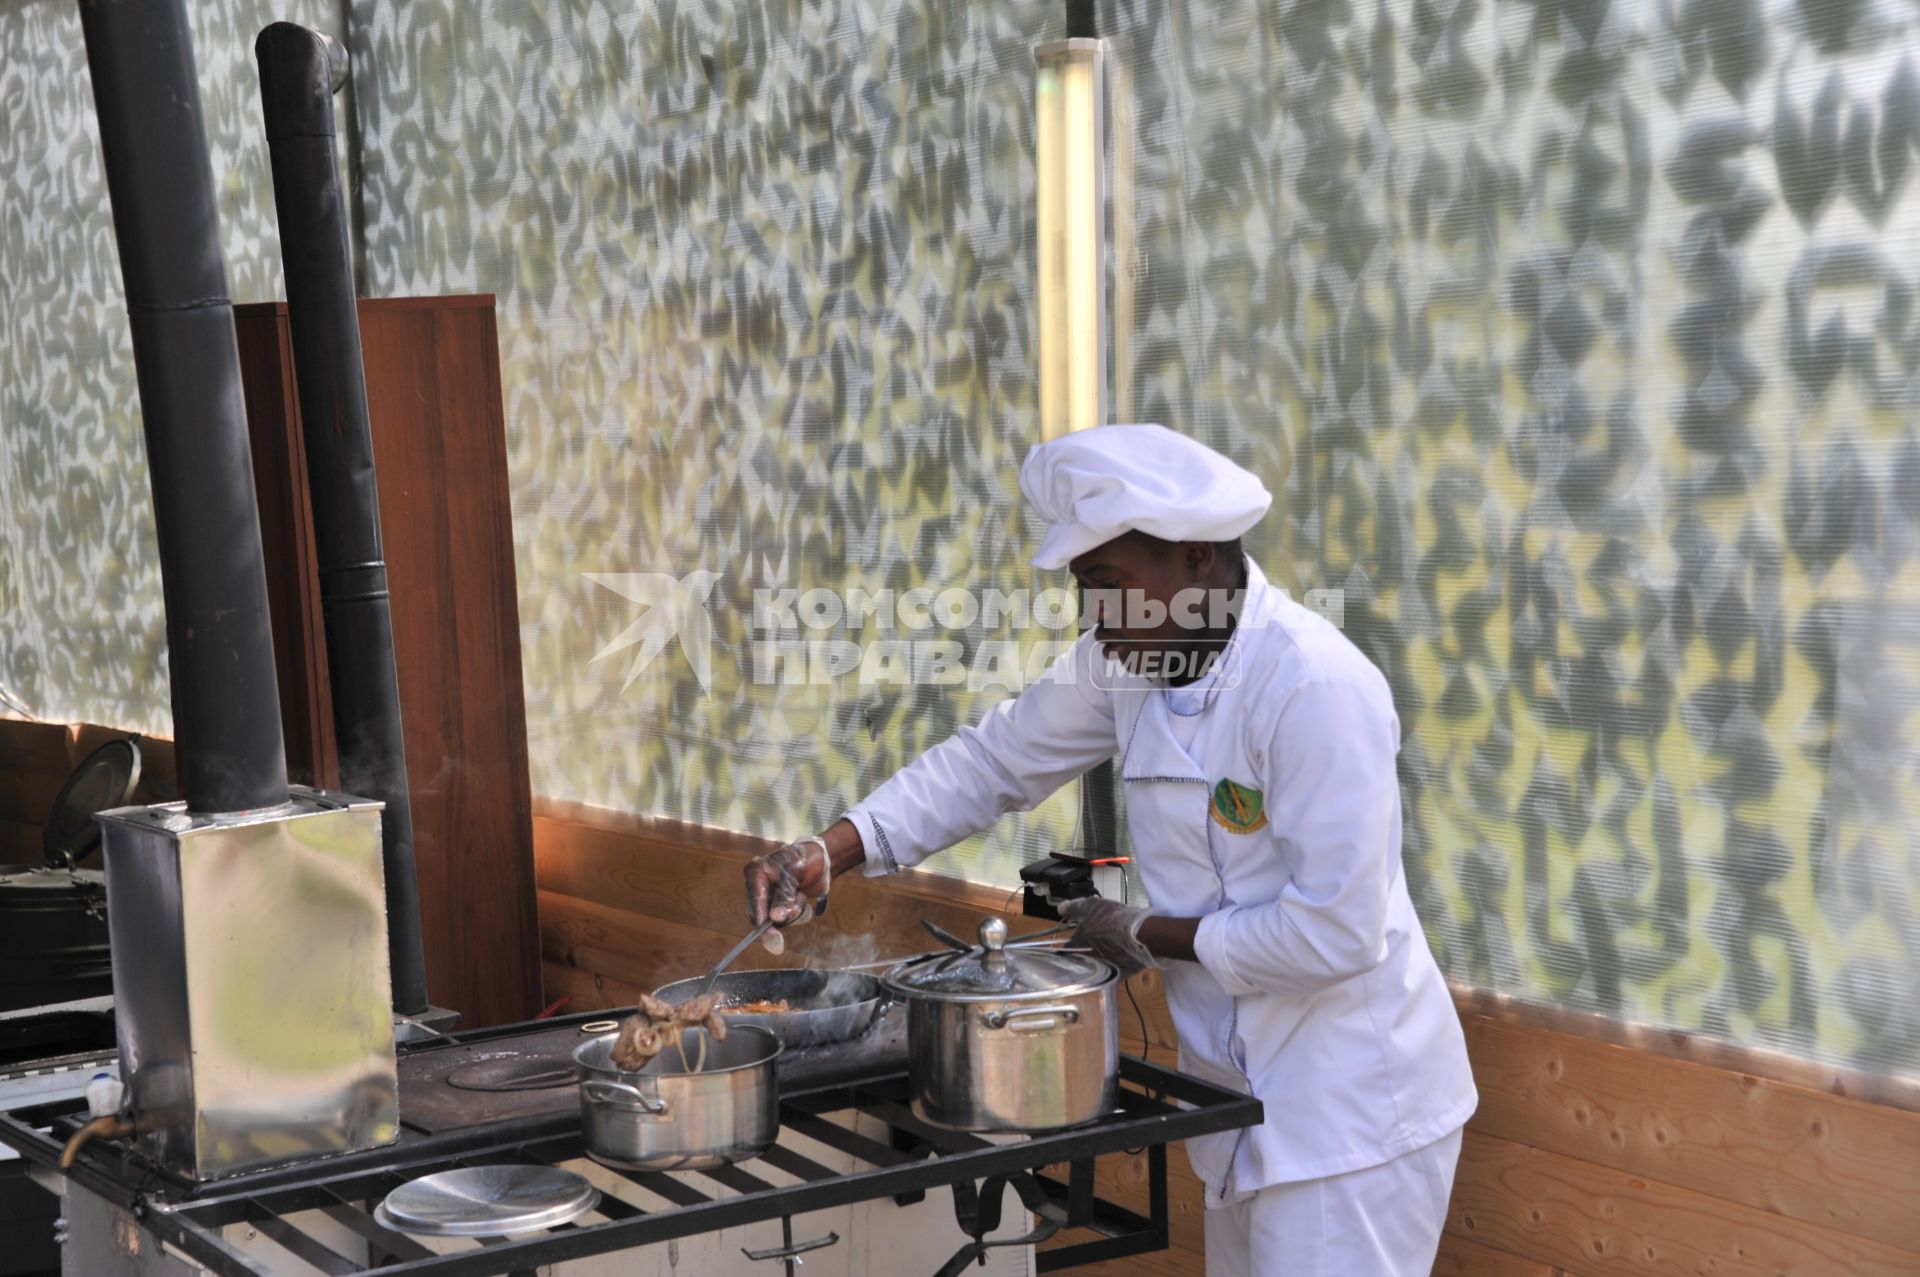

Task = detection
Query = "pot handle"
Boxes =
[582,1079,670,1115]
[981,1004,1082,1032]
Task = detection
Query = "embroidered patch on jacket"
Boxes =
[1209,778,1268,833]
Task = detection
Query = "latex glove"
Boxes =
[1059,896,1157,976]
[744,836,831,940]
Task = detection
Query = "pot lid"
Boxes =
[43,740,141,869]
[884,916,1109,1000]
[0,866,106,902]
[375,1166,599,1237]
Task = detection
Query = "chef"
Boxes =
[745,424,1477,1276]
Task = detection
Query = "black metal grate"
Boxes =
[0,1040,1258,1277]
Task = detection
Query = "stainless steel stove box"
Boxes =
[98,787,399,1180]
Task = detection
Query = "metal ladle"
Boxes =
[696,919,772,999]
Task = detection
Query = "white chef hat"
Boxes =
[1019,424,1273,570]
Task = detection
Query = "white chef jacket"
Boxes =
[844,561,1477,1199]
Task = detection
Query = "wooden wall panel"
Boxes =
[531,801,1920,1277]
[1454,987,1920,1116]
[0,771,64,827]
[540,958,650,1012]
[234,307,335,790]
[1463,1015,1920,1252]
[1031,1247,1199,1277]
[236,296,540,1029]
[0,719,68,771]
[1449,1130,1920,1277]
[538,889,795,991]
[0,718,177,862]
[0,720,90,860]
[1433,1234,1578,1276]
[0,821,40,860]
[359,297,541,1029]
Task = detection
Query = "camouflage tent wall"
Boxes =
[2,0,1916,1075]
[0,0,341,731]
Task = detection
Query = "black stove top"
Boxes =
[0,1006,1259,1277]
[397,1006,908,1132]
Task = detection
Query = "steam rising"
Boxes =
[796,930,881,1006]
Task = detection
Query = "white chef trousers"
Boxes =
[1202,1125,1464,1277]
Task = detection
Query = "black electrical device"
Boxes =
[1019,852,1129,921]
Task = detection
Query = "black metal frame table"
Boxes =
[0,1052,1260,1277]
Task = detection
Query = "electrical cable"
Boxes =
[1124,972,1148,1055]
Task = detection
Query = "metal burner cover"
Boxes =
[375,1166,600,1237]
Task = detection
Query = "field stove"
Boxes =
[0,1007,1261,1277]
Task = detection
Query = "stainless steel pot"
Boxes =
[882,917,1118,1132]
[573,1024,781,1171]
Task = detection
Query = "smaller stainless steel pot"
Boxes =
[574,1025,780,1171]
[883,917,1118,1132]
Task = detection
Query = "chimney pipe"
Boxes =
[79,0,290,815]
[255,22,431,1017]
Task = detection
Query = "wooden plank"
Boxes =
[359,300,541,1028]
[0,719,72,773]
[541,959,649,1013]
[0,820,42,861]
[1435,1232,1578,1276]
[534,810,1046,936]
[0,769,64,827]
[1448,1130,1920,1277]
[1035,1242,1205,1277]
[351,293,495,312]
[534,814,1181,1048]
[537,890,800,993]
[239,298,542,1028]
[536,799,1078,925]
[233,307,337,791]
[534,813,1009,949]
[1455,985,1920,1115]
[1464,1015,1920,1252]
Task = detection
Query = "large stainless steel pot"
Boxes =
[882,917,1118,1132]
[573,1025,781,1170]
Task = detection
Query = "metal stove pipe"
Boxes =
[79,0,289,815]
[254,22,430,1017]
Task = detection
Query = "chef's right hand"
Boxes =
[745,836,832,932]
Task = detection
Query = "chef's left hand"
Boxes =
[1058,896,1157,976]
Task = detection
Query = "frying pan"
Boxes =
[651,969,889,1050]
